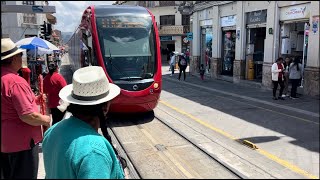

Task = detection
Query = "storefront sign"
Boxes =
[160,36,172,41]
[280,3,310,21]
[221,15,236,27]
[247,10,267,24]
[312,16,319,34]
[200,19,213,26]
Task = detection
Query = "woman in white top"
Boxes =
[289,58,303,99]
[271,57,285,100]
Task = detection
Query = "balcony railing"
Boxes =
[158,25,190,35]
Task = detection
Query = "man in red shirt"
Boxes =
[1,38,51,179]
[43,63,67,125]
[18,53,31,85]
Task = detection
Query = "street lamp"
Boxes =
[178,2,193,15]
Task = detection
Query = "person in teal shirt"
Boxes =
[42,66,124,179]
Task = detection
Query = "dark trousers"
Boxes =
[1,141,39,179]
[178,68,186,80]
[51,108,66,125]
[272,78,284,98]
[290,79,300,98]
[171,64,175,75]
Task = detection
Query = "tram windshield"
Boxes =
[96,15,156,81]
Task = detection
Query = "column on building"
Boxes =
[190,11,201,74]
[233,1,246,83]
[211,5,221,78]
[276,2,313,95]
[262,1,279,88]
[304,1,319,96]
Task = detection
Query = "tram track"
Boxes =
[108,113,243,179]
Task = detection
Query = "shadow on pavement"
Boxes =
[161,70,319,153]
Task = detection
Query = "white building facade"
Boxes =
[117,1,192,62]
[1,1,53,42]
[190,1,319,96]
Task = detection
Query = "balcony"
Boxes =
[158,25,190,35]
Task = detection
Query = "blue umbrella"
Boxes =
[15,37,59,50]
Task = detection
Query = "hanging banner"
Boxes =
[280,3,310,21]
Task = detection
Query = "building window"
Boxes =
[22,1,35,5]
[23,13,37,24]
[182,15,190,25]
[160,15,175,26]
[159,1,175,6]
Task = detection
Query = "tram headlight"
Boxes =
[154,83,159,89]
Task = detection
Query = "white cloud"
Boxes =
[49,1,116,33]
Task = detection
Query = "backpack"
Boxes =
[180,57,186,66]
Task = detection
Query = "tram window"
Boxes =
[96,16,156,80]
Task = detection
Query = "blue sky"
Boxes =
[49,1,115,32]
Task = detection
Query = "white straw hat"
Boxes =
[59,66,120,105]
[1,38,25,61]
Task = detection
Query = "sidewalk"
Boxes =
[162,65,319,118]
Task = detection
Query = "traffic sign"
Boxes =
[186,32,193,40]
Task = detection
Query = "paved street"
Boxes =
[37,55,319,179]
[159,65,319,178]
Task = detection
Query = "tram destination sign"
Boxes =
[247,10,267,25]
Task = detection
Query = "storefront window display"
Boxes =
[201,28,212,73]
[221,31,236,76]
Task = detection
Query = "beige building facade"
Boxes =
[189,1,319,96]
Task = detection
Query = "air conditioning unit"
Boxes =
[281,24,290,38]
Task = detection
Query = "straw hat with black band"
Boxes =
[1,38,25,61]
[59,66,120,106]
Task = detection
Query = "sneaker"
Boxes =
[273,97,278,100]
[278,97,285,100]
[281,94,286,98]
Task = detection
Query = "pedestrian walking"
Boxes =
[1,38,51,179]
[200,64,205,81]
[43,63,67,125]
[178,53,187,81]
[271,57,285,100]
[289,58,303,99]
[170,52,175,76]
[282,57,292,97]
[42,66,124,179]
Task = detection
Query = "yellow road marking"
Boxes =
[159,100,319,179]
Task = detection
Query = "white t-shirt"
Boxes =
[170,55,175,65]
